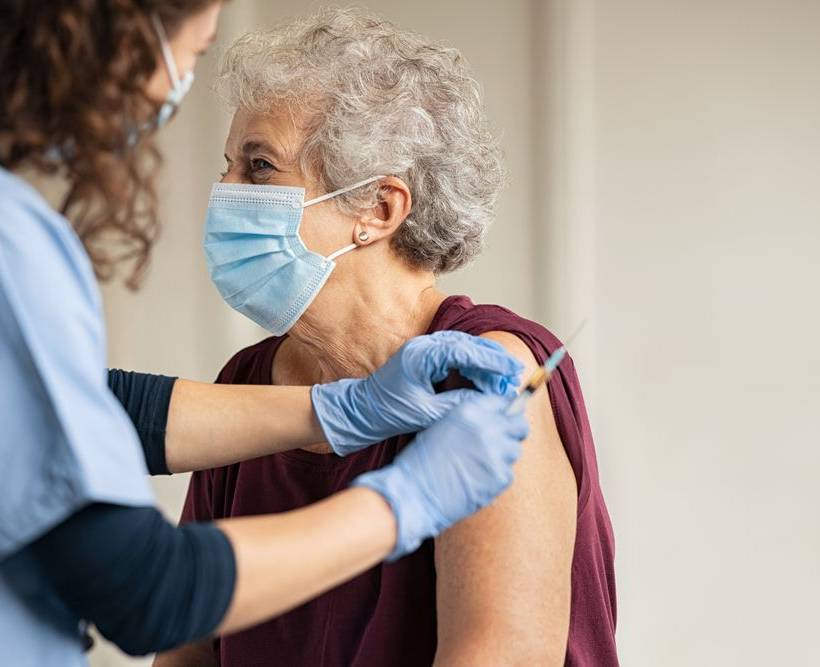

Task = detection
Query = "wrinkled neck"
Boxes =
[287,254,444,383]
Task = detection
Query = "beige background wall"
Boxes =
[92,1,820,665]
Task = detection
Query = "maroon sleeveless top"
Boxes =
[181,295,618,666]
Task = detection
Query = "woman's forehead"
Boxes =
[225,107,302,158]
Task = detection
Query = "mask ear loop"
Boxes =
[300,175,386,208]
[151,13,181,88]
[300,175,387,262]
[326,243,358,262]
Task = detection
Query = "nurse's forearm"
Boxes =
[215,486,396,634]
[107,370,326,474]
[165,380,325,473]
[29,489,395,657]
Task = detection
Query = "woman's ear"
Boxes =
[353,176,412,246]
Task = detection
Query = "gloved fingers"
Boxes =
[423,333,524,386]
[465,392,518,413]
[461,394,530,441]
[482,431,525,469]
[424,388,480,418]
[438,398,517,443]
[490,465,516,495]
[459,367,520,397]
[501,439,524,466]
[503,410,531,441]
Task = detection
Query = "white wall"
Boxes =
[94,1,820,665]
[539,1,820,665]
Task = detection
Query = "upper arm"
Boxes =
[25,504,234,657]
[107,370,178,476]
[158,473,220,664]
[433,331,578,667]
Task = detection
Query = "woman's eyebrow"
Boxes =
[240,140,284,162]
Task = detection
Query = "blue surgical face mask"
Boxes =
[203,176,384,335]
[150,14,194,129]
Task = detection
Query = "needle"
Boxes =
[506,320,587,414]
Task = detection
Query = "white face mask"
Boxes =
[150,13,194,128]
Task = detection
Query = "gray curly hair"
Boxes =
[215,7,505,274]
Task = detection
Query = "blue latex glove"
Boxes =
[311,331,524,456]
[352,393,529,560]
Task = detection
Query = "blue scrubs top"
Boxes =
[0,166,154,665]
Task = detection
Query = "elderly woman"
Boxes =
[156,8,617,667]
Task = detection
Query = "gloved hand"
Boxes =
[352,392,529,560]
[311,331,524,456]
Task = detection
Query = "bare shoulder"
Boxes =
[480,330,541,373]
[474,331,577,537]
[432,329,578,666]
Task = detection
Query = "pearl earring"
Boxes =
[358,231,370,242]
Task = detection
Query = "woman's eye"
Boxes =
[251,158,275,173]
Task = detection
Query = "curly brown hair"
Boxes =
[0,0,220,288]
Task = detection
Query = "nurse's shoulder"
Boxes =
[0,166,100,310]
[0,165,152,560]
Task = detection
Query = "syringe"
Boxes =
[506,320,587,414]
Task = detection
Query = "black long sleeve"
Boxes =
[24,503,236,656]
[107,369,177,475]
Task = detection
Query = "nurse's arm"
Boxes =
[165,379,324,472]
[107,370,324,474]
[155,484,398,665]
[433,332,578,666]
[28,487,396,657]
[110,332,522,475]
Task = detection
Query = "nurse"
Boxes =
[0,2,529,665]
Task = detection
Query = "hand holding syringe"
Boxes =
[506,320,587,414]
